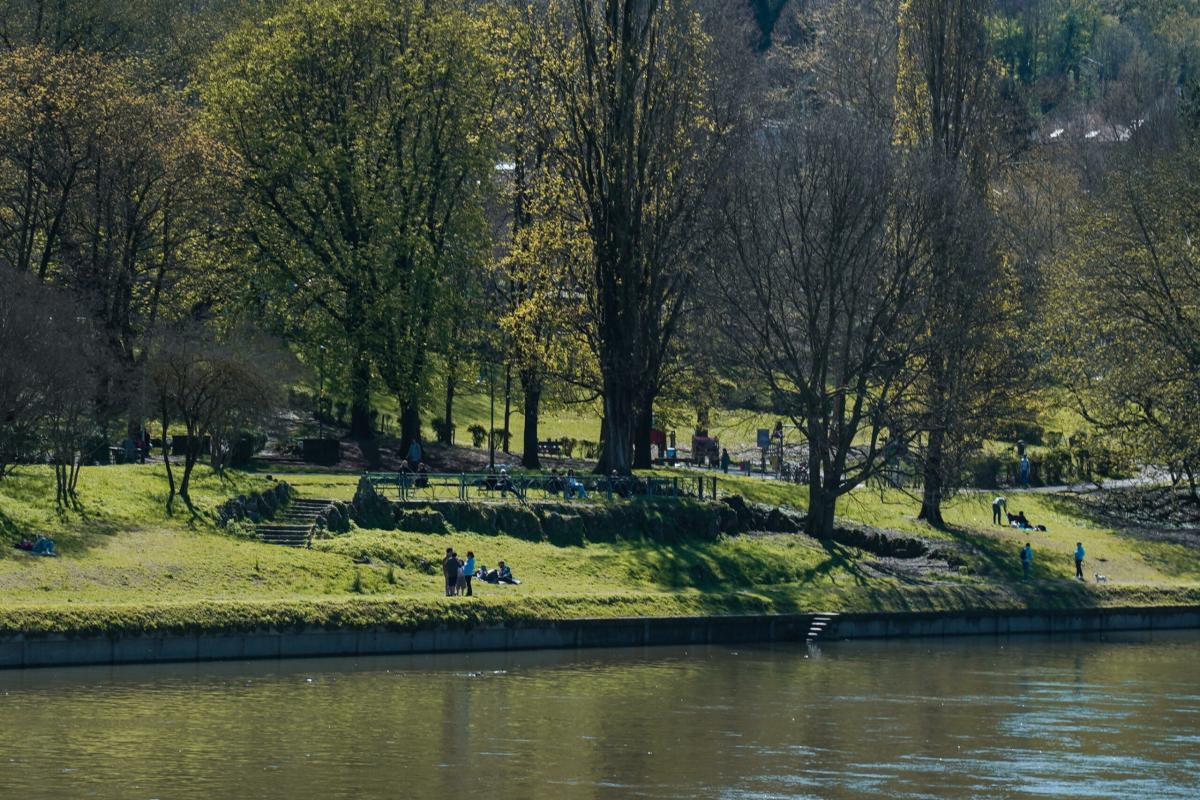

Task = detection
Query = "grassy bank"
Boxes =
[1,464,1197,637]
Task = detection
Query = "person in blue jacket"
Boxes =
[1020,542,1034,579]
[1074,542,1085,581]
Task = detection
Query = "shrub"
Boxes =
[581,440,598,459]
[431,417,455,443]
[225,519,258,540]
[468,424,487,448]
[1040,447,1074,486]
[964,453,1004,489]
[560,437,577,458]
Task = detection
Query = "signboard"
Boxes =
[757,428,770,449]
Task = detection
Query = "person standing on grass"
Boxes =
[1021,542,1034,580]
[442,547,457,597]
[992,495,1007,525]
[1074,542,1085,581]
[720,448,731,474]
[463,551,475,597]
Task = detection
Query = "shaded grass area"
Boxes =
[0,465,1196,637]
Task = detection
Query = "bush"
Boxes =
[394,507,449,533]
[468,424,487,448]
[491,428,511,451]
[1039,447,1074,486]
[964,453,1004,489]
[431,417,455,443]
[580,440,598,459]
[560,437,577,458]
[225,519,259,540]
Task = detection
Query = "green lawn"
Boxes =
[0,463,1196,636]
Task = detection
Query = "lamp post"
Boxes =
[488,361,496,470]
[479,359,496,470]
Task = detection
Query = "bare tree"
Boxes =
[711,109,932,536]
[0,264,103,502]
[148,324,293,513]
[0,267,50,478]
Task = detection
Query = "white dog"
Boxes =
[1094,573,1108,583]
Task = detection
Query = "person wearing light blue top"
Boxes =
[464,552,476,596]
[1020,542,1033,579]
[1074,542,1085,581]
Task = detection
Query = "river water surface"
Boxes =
[1,631,1197,799]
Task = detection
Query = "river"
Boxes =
[1,631,1197,799]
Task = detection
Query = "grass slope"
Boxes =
[0,464,1197,637]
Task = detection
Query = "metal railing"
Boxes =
[364,472,719,503]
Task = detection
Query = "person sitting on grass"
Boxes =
[497,560,519,584]
[1007,510,1047,532]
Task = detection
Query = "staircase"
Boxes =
[805,612,839,643]
[255,498,335,548]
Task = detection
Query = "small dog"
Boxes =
[1094,573,1108,583]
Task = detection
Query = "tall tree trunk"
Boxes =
[347,286,373,440]
[179,441,199,514]
[805,480,837,538]
[521,373,542,470]
[348,340,373,439]
[805,421,836,537]
[161,402,175,514]
[918,427,947,527]
[400,402,421,462]
[502,362,512,454]
[633,403,653,469]
[441,370,456,444]
[596,383,633,474]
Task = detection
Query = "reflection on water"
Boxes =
[1,631,1197,799]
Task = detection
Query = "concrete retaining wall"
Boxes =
[1,606,1197,669]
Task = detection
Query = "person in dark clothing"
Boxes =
[442,547,458,597]
[497,561,518,584]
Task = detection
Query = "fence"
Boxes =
[364,472,720,503]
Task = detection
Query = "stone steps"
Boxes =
[255,498,336,548]
[805,612,838,642]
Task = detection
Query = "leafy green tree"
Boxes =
[203,0,498,445]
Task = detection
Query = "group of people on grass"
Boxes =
[441,547,518,596]
[995,497,1092,581]
[1018,541,1089,581]
[992,496,1047,531]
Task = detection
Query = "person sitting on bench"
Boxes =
[497,468,522,499]
[414,462,430,489]
[564,469,587,499]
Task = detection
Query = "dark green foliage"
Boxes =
[393,508,449,534]
[372,499,732,545]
